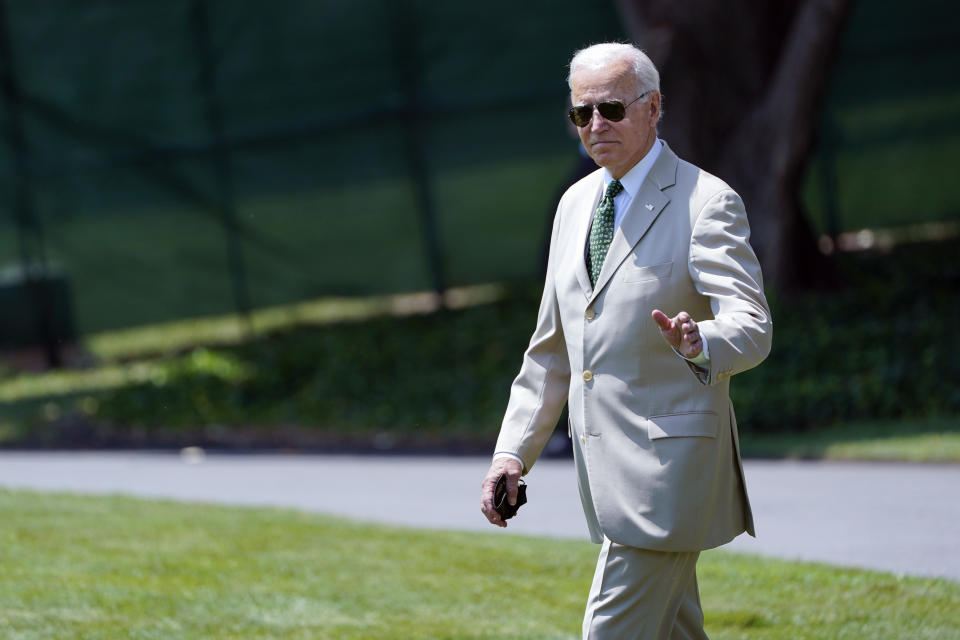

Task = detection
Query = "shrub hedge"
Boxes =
[10,239,960,445]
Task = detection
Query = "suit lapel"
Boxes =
[589,145,679,302]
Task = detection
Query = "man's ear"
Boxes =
[649,92,661,123]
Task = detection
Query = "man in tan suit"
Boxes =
[480,43,772,639]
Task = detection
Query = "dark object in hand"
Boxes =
[494,474,527,520]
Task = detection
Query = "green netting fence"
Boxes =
[1,0,958,355]
[0,0,625,345]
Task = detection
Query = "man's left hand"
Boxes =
[652,309,703,359]
[480,457,523,528]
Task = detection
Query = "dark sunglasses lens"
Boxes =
[569,105,593,127]
[597,101,626,122]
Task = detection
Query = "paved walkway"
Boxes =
[0,452,957,581]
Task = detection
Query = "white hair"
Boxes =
[567,42,661,102]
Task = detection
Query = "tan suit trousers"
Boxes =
[583,539,708,640]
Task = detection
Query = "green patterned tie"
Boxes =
[587,179,624,287]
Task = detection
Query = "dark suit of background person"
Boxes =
[480,43,772,639]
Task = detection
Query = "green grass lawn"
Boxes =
[0,490,957,639]
[739,417,960,463]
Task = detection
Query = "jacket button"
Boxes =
[580,435,586,444]
[582,370,594,382]
[585,308,596,320]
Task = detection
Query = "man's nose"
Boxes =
[589,108,609,131]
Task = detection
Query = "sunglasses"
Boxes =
[568,91,650,127]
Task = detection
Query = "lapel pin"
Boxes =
[645,203,654,211]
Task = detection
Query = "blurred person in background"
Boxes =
[480,42,772,639]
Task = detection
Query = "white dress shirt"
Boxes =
[604,137,663,232]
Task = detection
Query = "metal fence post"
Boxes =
[191,0,252,321]
[391,0,447,302]
[819,113,842,242]
[0,0,62,366]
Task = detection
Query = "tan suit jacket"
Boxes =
[495,142,772,552]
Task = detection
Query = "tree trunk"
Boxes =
[615,0,854,290]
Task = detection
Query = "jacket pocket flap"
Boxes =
[648,412,719,439]
[622,260,672,283]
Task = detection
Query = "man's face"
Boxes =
[570,60,660,179]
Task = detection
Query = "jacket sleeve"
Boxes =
[686,189,773,386]
[493,203,572,474]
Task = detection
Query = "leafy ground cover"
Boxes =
[0,490,957,640]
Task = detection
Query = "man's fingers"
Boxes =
[480,481,506,527]
[480,457,522,527]
[654,310,702,355]
[651,309,673,331]
[480,470,503,526]
[679,315,703,358]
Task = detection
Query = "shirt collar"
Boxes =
[603,138,663,199]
